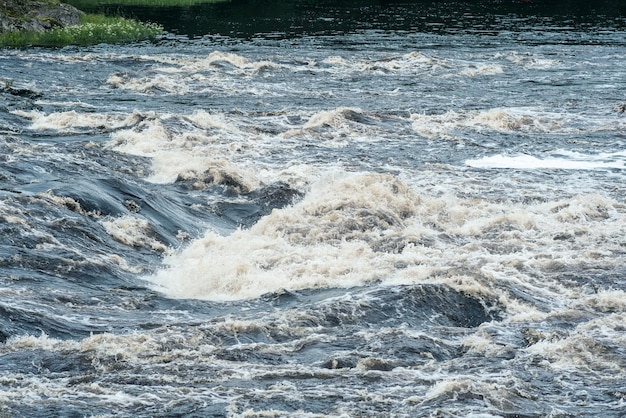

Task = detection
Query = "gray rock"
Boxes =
[0,1,83,34]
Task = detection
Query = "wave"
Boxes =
[12,109,148,133]
[106,51,284,94]
[100,215,170,253]
[148,170,626,304]
[410,108,568,140]
[107,113,265,189]
[466,151,626,170]
[101,49,509,97]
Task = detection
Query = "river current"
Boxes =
[1,1,626,416]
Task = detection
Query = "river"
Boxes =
[1,0,625,416]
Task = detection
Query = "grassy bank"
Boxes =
[0,14,162,48]
[66,0,225,7]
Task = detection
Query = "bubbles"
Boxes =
[2,24,626,417]
[148,170,626,309]
[13,109,147,133]
[410,107,569,141]
[466,150,626,171]
[100,216,169,253]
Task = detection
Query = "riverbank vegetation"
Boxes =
[66,0,225,7]
[0,13,162,48]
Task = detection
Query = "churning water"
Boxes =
[1,0,626,416]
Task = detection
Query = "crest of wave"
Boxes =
[323,51,447,74]
[148,170,626,302]
[188,51,281,72]
[410,108,565,140]
[106,51,280,94]
[12,109,147,133]
[149,172,424,301]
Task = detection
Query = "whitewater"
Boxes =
[0,2,625,416]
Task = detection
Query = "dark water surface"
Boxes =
[1,1,625,416]
[84,0,626,39]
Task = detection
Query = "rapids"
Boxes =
[0,0,625,416]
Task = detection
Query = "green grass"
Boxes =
[66,0,226,7]
[0,14,163,48]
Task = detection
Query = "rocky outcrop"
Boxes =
[0,1,83,33]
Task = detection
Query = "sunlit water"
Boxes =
[1,1,626,416]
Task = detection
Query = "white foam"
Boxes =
[108,114,262,189]
[466,152,626,170]
[410,108,566,140]
[525,313,626,373]
[107,72,191,94]
[500,51,561,69]
[150,152,260,190]
[105,106,379,190]
[148,171,626,303]
[169,51,282,74]
[148,172,425,300]
[105,51,284,95]
[457,64,504,77]
[41,191,102,217]
[204,51,250,68]
[282,107,386,148]
[12,110,147,132]
[323,51,504,79]
[34,100,97,109]
[470,108,561,132]
[100,216,169,253]
[0,200,29,226]
[186,109,232,131]
[302,107,364,129]
[583,290,626,312]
